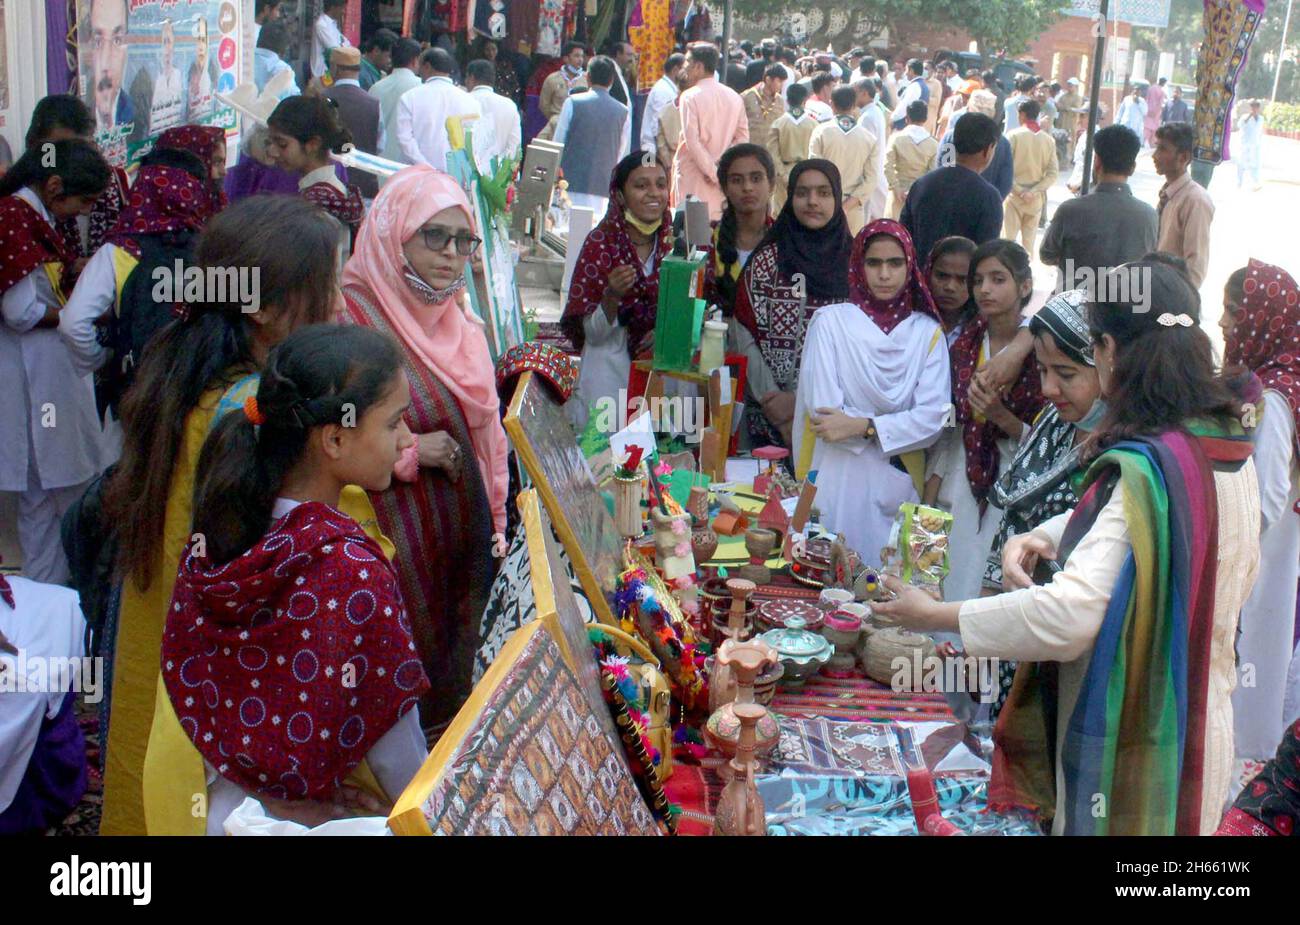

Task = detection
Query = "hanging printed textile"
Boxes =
[537,0,566,56]
[629,0,675,93]
[75,0,239,168]
[471,0,509,39]
[1193,0,1264,164]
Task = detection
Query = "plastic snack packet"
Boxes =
[881,503,952,588]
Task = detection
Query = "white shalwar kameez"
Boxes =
[0,188,107,583]
[1233,389,1300,758]
[795,304,950,562]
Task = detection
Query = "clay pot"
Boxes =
[706,641,781,769]
[738,527,779,585]
[691,522,719,564]
[752,659,785,706]
[708,602,758,647]
[687,485,710,523]
[712,702,767,837]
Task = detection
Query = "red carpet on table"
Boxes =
[770,675,956,723]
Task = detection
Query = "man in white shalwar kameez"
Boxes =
[794,220,950,562]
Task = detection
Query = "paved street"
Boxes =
[1036,131,1300,356]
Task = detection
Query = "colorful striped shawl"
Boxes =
[989,421,1253,835]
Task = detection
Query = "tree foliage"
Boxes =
[736,0,1069,56]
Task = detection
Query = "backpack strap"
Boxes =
[111,246,139,312]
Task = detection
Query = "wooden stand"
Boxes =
[632,362,736,482]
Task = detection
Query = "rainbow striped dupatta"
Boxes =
[989,420,1253,835]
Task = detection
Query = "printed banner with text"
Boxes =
[77,0,240,168]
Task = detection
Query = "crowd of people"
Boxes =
[0,19,1298,840]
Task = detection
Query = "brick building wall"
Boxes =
[890,14,1132,86]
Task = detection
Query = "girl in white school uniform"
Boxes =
[0,140,112,583]
[1222,260,1300,759]
[925,239,1044,603]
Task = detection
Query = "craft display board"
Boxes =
[446,119,525,361]
[518,488,610,720]
[504,371,624,627]
[387,620,663,836]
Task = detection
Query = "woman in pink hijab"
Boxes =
[340,165,507,736]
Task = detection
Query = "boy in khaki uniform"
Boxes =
[809,85,880,235]
[1003,98,1059,252]
[767,82,819,212]
[884,101,938,219]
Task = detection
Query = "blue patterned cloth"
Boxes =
[760,774,1042,836]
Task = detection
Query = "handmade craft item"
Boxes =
[712,703,768,837]
[691,519,719,565]
[709,577,757,710]
[598,655,678,816]
[615,550,708,709]
[388,622,665,835]
[752,446,791,496]
[739,527,779,584]
[687,485,710,523]
[783,476,818,560]
[817,588,854,612]
[855,568,885,602]
[829,534,864,593]
[613,476,645,538]
[881,503,952,589]
[703,576,758,647]
[789,535,834,588]
[752,658,785,706]
[650,505,696,581]
[760,616,833,689]
[755,598,824,635]
[699,367,735,482]
[706,641,781,771]
[862,627,938,687]
[711,509,749,536]
[757,486,791,536]
[504,371,624,625]
[821,605,865,678]
[653,252,708,372]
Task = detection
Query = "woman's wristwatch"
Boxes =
[863,418,877,441]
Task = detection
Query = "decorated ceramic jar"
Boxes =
[756,598,824,635]
[760,616,833,689]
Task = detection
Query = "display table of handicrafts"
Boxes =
[391,368,1040,836]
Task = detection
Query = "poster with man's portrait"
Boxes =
[77,0,241,167]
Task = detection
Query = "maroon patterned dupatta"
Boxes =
[156,124,230,215]
[847,218,941,334]
[0,195,78,296]
[949,318,1044,507]
[559,168,673,358]
[162,502,429,799]
[104,164,211,258]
